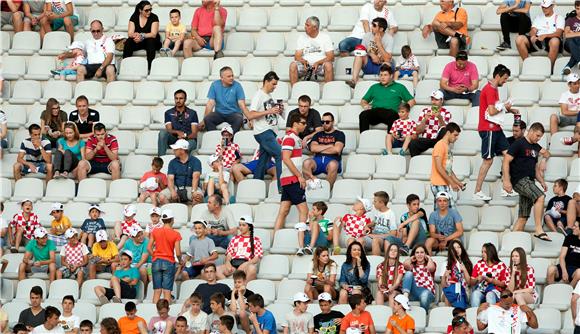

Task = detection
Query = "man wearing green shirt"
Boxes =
[18,227,57,283]
[359,64,415,132]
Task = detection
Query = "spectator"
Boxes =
[440,51,480,106]
[174,316,192,334]
[206,293,236,334]
[100,318,121,334]
[495,0,531,50]
[148,209,182,304]
[13,123,53,181]
[118,301,148,334]
[346,17,394,89]
[219,315,235,334]
[0,110,6,160]
[1,0,23,32]
[203,154,231,203]
[79,320,94,334]
[145,207,163,237]
[123,0,161,70]
[40,98,67,148]
[23,0,47,36]
[422,0,469,57]
[450,316,473,334]
[408,90,450,157]
[550,73,580,135]
[158,89,199,157]
[286,95,323,144]
[18,286,46,331]
[44,0,78,40]
[476,289,538,333]
[217,216,263,281]
[77,122,121,181]
[178,292,208,332]
[180,220,218,280]
[160,9,186,57]
[547,219,580,286]
[507,120,526,145]
[248,294,277,334]
[339,294,375,334]
[545,178,573,234]
[50,41,86,79]
[68,96,100,139]
[59,296,80,334]
[338,0,398,55]
[385,103,416,156]
[398,195,429,251]
[282,292,314,334]
[53,122,85,180]
[57,228,89,286]
[506,247,538,305]
[297,202,333,256]
[313,292,344,334]
[8,199,40,253]
[375,244,404,308]
[446,309,473,334]
[30,306,62,334]
[201,66,249,133]
[88,230,119,279]
[201,194,236,249]
[386,294,414,334]
[72,20,116,83]
[183,0,227,59]
[159,139,203,204]
[18,227,56,283]
[430,122,464,207]
[473,64,517,201]
[274,113,308,231]
[441,240,472,308]
[359,65,416,133]
[402,244,437,310]
[394,45,420,92]
[338,241,371,304]
[229,270,254,333]
[123,225,151,286]
[80,204,105,248]
[564,1,580,74]
[362,191,398,256]
[47,202,71,246]
[469,243,507,308]
[231,143,278,183]
[214,125,240,171]
[95,250,140,304]
[517,0,564,72]
[425,192,464,255]
[305,246,338,300]
[194,263,232,314]
[290,16,334,86]
[138,157,168,207]
[332,198,373,254]
[302,112,345,189]
[503,122,550,239]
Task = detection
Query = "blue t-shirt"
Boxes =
[207,80,245,115]
[80,218,106,233]
[123,238,151,264]
[57,137,85,161]
[503,0,529,11]
[167,156,202,188]
[428,208,463,237]
[254,310,277,334]
[114,266,140,282]
[163,107,199,135]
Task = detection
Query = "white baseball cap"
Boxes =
[436,191,451,200]
[293,292,310,303]
[96,230,108,242]
[64,228,79,239]
[540,0,554,7]
[357,197,373,212]
[294,222,309,232]
[318,292,333,302]
[161,209,174,220]
[50,202,64,213]
[239,215,254,225]
[221,125,234,135]
[123,204,137,217]
[34,227,48,239]
[129,224,143,238]
[149,207,162,216]
[121,250,134,259]
[140,177,159,191]
[208,154,220,166]
[431,90,444,100]
[170,139,190,150]
[394,294,411,310]
[88,204,104,213]
[567,73,580,83]
[68,41,84,50]
[20,198,32,205]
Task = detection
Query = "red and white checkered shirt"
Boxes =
[60,242,90,266]
[390,119,417,137]
[376,262,405,290]
[410,263,437,294]
[226,235,263,260]
[472,260,508,291]
[121,219,140,236]
[10,211,41,240]
[342,214,372,239]
[417,107,451,139]
[505,265,538,302]
[215,143,241,169]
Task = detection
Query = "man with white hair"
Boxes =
[290,16,334,86]
[550,73,580,136]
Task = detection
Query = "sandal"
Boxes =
[533,233,552,242]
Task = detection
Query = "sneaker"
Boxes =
[10,247,17,253]
[381,149,389,155]
[62,171,69,179]
[346,80,356,89]
[496,41,511,50]
[304,246,313,255]
[214,50,224,59]
[112,296,122,303]
[296,248,304,256]
[500,189,517,197]
[400,245,410,256]
[50,70,60,76]
[333,246,341,255]
[53,171,61,179]
[563,67,572,75]
[98,295,110,305]
[399,149,407,156]
[472,191,491,201]
[561,136,575,145]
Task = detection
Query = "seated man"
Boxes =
[77,122,121,180]
[158,89,198,157]
[550,73,579,136]
[183,0,227,59]
[346,17,394,89]
[289,16,334,86]
[422,0,469,57]
[68,95,100,140]
[425,191,464,255]
[160,139,204,204]
[13,123,53,181]
[408,90,451,157]
[440,51,480,106]
[476,290,538,333]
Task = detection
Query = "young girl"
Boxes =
[214,125,241,170]
[332,197,373,255]
[53,122,85,179]
[8,199,41,253]
[338,241,371,305]
[40,98,68,148]
[385,103,417,156]
[441,240,472,309]
[204,155,231,204]
[376,244,404,308]
[394,45,420,92]
[305,246,338,300]
[80,204,106,248]
[51,41,86,78]
[218,216,263,281]
[145,207,163,237]
[138,157,168,207]
[402,244,436,310]
[469,243,507,308]
[114,204,140,249]
[506,247,537,305]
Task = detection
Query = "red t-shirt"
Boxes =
[477,83,501,132]
[191,7,228,37]
[140,170,168,193]
[1,0,22,12]
[86,134,119,163]
[151,227,182,263]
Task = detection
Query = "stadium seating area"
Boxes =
[1,0,580,332]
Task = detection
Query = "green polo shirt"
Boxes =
[25,239,56,261]
[362,81,414,111]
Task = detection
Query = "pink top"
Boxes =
[441,61,478,88]
[191,7,228,37]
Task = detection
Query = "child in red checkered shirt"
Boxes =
[204,154,231,204]
[0,202,7,272]
[215,125,241,170]
[114,204,140,249]
[138,157,168,207]
[8,199,41,253]
[376,243,404,308]
[57,228,89,286]
[331,197,373,255]
[385,103,416,156]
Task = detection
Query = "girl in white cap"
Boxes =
[217,216,263,281]
[114,204,140,249]
[145,207,164,237]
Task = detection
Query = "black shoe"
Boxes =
[50,70,60,76]
[496,42,511,50]
[213,50,224,59]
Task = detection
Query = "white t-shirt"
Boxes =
[250,89,279,135]
[46,0,78,18]
[204,170,231,184]
[85,35,116,65]
[31,325,65,334]
[350,3,398,39]
[296,32,334,65]
[183,310,209,333]
[558,90,580,114]
[282,311,314,334]
[371,208,398,234]
[532,12,565,36]
[477,304,528,334]
[59,314,80,332]
[396,54,421,70]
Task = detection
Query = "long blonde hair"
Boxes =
[63,122,80,141]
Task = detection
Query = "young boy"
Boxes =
[296,201,333,256]
[283,292,314,334]
[446,308,474,334]
[206,293,237,334]
[160,8,186,57]
[8,199,41,253]
[59,295,80,334]
[386,294,414,334]
[385,103,417,156]
[332,197,373,255]
[47,202,71,246]
[12,324,29,334]
[118,301,147,334]
[174,316,191,334]
[145,207,163,237]
[80,204,105,248]
[89,230,120,279]
[79,320,93,334]
[114,204,140,249]
[204,155,231,204]
[339,294,375,334]
[123,224,151,286]
[94,250,140,304]
[215,125,241,170]
[545,178,573,234]
[138,157,168,207]
[181,221,218,280]
[314,292,344,334]
[219,315,236,334]
[398,194,429,253]
[361,191,398,256]
[179,293,208,333]
[57,228,89,286]
[248,294,277,334]
[425,191,464,255]
[230,270,255,334]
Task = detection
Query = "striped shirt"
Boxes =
[280,130,302,186]
[20,138,51,163]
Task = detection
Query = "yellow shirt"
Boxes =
[166,23,186,38]
[92,241,119,260]
[51,216,72,236]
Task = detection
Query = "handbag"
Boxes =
[176,187,189,203]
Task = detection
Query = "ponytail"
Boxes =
[249,224,255,258]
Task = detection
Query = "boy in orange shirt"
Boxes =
[118,301,148,334]
[386,294,415,334]
[339,294,376,334]
[138,157,168,207]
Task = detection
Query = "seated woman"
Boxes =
[376,244,404,308]
[304,246,338,300]
[338,241,371,304]
[506,247,538,305]
[42,0,79,40]
[441,239,472,309]
[40,98,67,148]
[217,216,262,281]
[123,0,161,70]
[469,243,507,308]
[402,244,437,310]
[53,122,85,180]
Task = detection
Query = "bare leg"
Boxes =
[474,158,493,193]
[549,114,559,135]
[326,160,339,189]
[323,62,333,83]
[386,134,394,154]
[289,61,299,86]
[274,201,291,232]
[516,35,530,61]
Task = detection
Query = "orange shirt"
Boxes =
[151,226,182,263]
[386,313,415,334]
[118,316,147,334]
[434,7,470,43]
[340,311,374,334]
[430,139,450,186]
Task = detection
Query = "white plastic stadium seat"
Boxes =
[331,179,363,204]
[209,58,241,81]
[47,279,79,302]
[39,31,71,56]
[41,80,72,104]
[406,155,433,181]
[43,179,76,202]
[85,7,116,30]
[2,56,26,80]
[106,179,138,204]
[4,302,29,328]
[467,231,499,256]
[478,205,512,231]
[531,232,564,258]
[320,81,352,105]
[252,33,285,57]
[544,157,568,182]
[470,31,500,56]
[178,58,210,81]
[267,8,298,32]
[240,58,273,81]
[223,32,255,57]
[15,278,48,301]
[392,7,421,31]
[275,279,306,304]
[235,179,266,204]
[356,130,387,155]
[498,232,531,256]
[12,178,44,202]
[80,279,112,304]
[424,56,454,80]
[9,31,41,55]
[392,180,425,204]
[288,255,313,279]
[246,280,276,305]
[527,308,561,334]
[269,230,299,255]
[424,306,454,332]
[257,254,290,280]
[23,56,54,81]
[298,8,329,30]
[133,81,165,106]
[74,178,107,203]
[519,57,552,81]
[373,155,406,179]
[481,6,501,30]
[541,285,572,310]
[236,8,268,32]
[539,81,568,106]
[117,57,148,81]
[291,82,320,103]
[342,154,376,179]
[328,7,358,31]
[102,81,134,105]
[73,81,104,103]
[148,57,179,81]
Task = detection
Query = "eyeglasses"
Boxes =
[500,293,513,299]
[90,29,101,33]
[322,120,333,124]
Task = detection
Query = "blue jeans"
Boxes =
[254,130,282,191]
[470,288,499,308]
[442,90,481,107]
[338,37,362,53]
[158,129,197,157]
[565,38,580,68]
[152,259,176,291]
[402,271,435,310]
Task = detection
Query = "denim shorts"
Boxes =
[152,258,176,291]
[21,162,47,175]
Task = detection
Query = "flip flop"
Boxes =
[534,233,552,242]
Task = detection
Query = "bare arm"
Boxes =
[573,293,579,322]
[445,222,464,241]
[565,26,580,38]
[469,79,479,92]
[521,305,538,329]
[205,99,216,117]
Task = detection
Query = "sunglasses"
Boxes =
[500,293,513,299]
[91,29,101,33]
[451,316,467,327]
[322,120,333,124]
[143,8,152,12]
[299,121,307,125]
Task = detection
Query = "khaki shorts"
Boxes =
[1,11,21,25]
[160,187,203,202]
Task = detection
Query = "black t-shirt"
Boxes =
[310,129,346,161]
[507,136,515,146]
[285,108,322,139]
[18,308,46,329]
[130,12,159,34]
[507,137,542,184]
[547,195,572,212]
[68,109,100,135]
[194,283,232,314]
[563,234,580,268]
[233,288,254,300]
[314,310,345,334]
